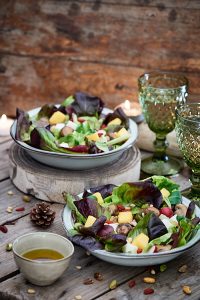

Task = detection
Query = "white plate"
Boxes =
[62,196,200,266]
[10,107,138,170]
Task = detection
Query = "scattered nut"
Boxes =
[143,277,156,284]
[86,251,91,256]
[83,278,94,285]
[6,243,12,251]
[6,206,13,213]
[94,272,103,281]
[150,269,156,275]
[75,265,82,270]
[145,206,160,216]
[22,195,31,202]
[183,285,192,295]
[7,191,13,196]
[175,204,187,217]
[109,279,117,290]
[156,245,172,252]
[144,288,154,295]
[178,265,188,273]
[27,288,36,294]
[75,296,82,300]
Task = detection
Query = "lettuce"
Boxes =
[16,108,33,142]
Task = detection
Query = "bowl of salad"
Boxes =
[62,176,200,266]
[11,92,138,170]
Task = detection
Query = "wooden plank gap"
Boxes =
[0,270,20,284]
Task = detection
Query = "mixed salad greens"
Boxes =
[64,176,200,253]
[16,92,131,154]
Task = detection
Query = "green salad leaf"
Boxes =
[128,213,153,239]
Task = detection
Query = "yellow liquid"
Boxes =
[22,249,64,261]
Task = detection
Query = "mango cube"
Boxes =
[132,233,149,250]
[115,127,129,138]
[107,118,122,126]
[93,192,104,205]
[118,211,133,224]
[86,132,100,142]
[161,188,170,198]
[84,215,97,228]
[49,111,66,125]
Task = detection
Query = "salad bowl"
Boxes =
[11,94,138,170]
[62,177,200,266]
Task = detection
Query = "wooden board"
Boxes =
[9,143,141,203]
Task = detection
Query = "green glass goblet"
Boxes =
[175,103,200,204]
[138,72,188,175]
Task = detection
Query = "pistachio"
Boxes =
[6,243,13,251]
[109,279,117,290]
[160,264,167,272]
[178,265,188,273]
[183,285,192,295]
[22,195,31,202]
[143,277,156,284]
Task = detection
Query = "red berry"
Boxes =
[0,225,8,233]
[105,220,113,224]
[144,288,154,295]
[117,204,125,212]
[154,246,158,253]
[15,207,25,212]
[128,279,136,288]
[160,207,173,218]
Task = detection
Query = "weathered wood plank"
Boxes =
[0,140,13,181]
[97,243,200,300]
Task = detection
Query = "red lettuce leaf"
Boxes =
[97,224,114,239]
[90,184,117,198]
[63,145,89,153]
[68,235,103,251]
[103,234,127,252]
[186,201,196,219]
[74,197,104,219]
[147,214,168,240]
[66,92,104,117]
[16,108,32,141]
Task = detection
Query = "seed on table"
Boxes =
[27,288,36,294]
[75,265,82,270]
[150,269,156,275]
[94,272,103,281]
[6,243,12,251]
[143,277,156,284]
[22,195,31,202]
[109,279,117,290]
[144,288,154,295]
[7,191,13,196]
[83,278,94,285]
[75,296,82,300]
[15,207,25,212]
[183,285,192,295]
[178,265,188,273]
[0,225,8,233]
[6,206,13,213]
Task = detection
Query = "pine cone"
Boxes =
[30,202,56,227]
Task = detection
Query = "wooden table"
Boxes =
[0,136,199,300]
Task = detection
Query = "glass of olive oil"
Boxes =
[175,103,200,204]
[138,72,188,175]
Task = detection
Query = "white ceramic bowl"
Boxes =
[12,232,74,286]
[62,197,200,266]
[10,107,138,170]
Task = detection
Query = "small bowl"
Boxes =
[12,232,74,286]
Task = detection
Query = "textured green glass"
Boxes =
[138,72,188,176]
[175,103,200,203]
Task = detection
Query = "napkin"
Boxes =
[136,122,182,158]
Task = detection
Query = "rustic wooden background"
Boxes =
[0,0,200,116]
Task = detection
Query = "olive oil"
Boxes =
[22,249,64,261]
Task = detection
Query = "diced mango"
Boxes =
[132,233,149,250]
[118,211,133,224]
[86,132,100,142]
[115,128,129,138]
[107,118,122,126]
[84,215,97,228]
[49,111,66,125]
[161,188,170,198]
[93,192,104,205]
